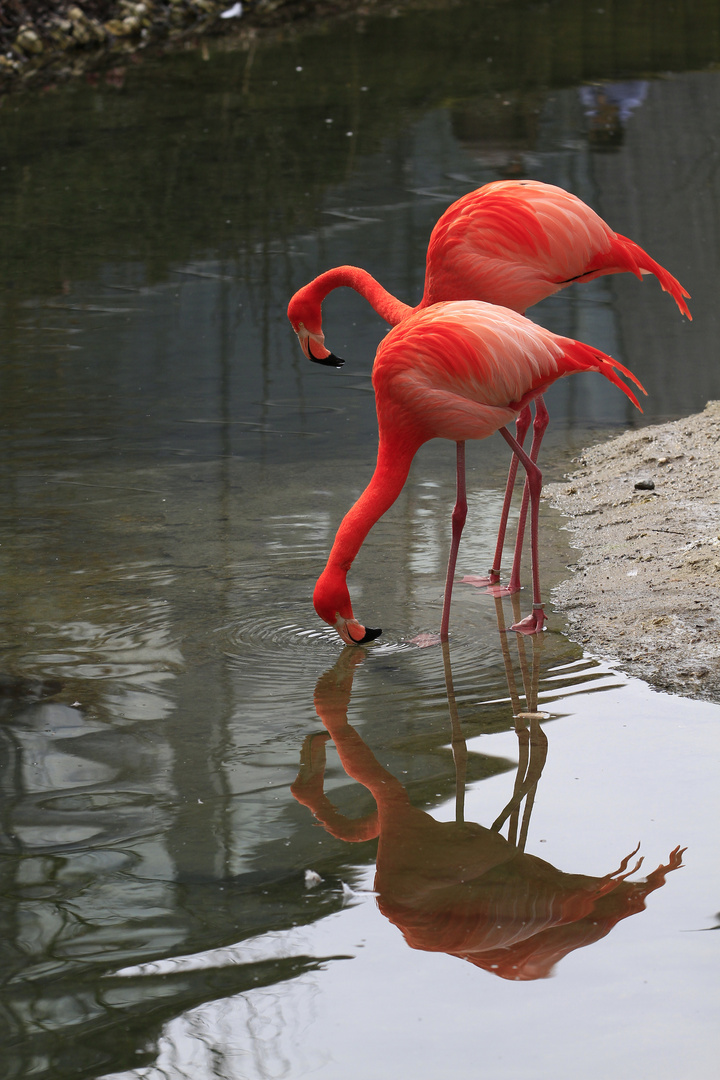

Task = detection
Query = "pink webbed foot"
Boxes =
[509,607,547,635]
[461,571,501,588]
[408,632,443,648]
[461,572,523,597]
[484,580,522,597]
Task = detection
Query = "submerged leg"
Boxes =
[497,426,546,634]
[440,441,468,642]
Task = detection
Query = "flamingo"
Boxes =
[313,300,645,645]
[289,179,690,591]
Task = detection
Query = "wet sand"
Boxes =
[544,400,720,701]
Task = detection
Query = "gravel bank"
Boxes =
[0,0,446,90]
[544,400,720,701]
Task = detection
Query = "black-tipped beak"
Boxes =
[307,339,345,368]
[357,626,382,644]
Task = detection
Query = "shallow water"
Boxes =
[1,2,719,1077]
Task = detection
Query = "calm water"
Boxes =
[1,2,719,1077]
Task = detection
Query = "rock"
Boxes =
[67,6,104,44]
[0,1,410,94]
[15,26,44,55]
[0,55,22,74]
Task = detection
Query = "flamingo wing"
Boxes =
[422,180,691,317]
[373,301,645,441]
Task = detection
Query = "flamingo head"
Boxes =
[313,567,382,646]
[287,294,344,368]
[333,617,383,647]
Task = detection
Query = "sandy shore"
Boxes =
[544,400,720,701]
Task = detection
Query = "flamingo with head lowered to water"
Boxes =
[312,300,646,646]
[289,179,688,594]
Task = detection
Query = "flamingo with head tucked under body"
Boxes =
[289,179,689,593]
[313,300,645,645]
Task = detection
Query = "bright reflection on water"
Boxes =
[1,1,720,1078]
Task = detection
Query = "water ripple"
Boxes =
[218,613,418,668]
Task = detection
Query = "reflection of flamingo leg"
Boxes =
[517,717,548,851]
[442,641,467,824]
[491,715,548,847]
[507,721,530,847]
[528,633,542,715]
[494,596,523,715]
[514,598,531,695]
[513,613,545,716]
[490,599,548,848]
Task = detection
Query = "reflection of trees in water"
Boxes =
[167,972,319,1080]
[2,0,718,307]
[0,666,345,1080]
[449,91,547,178]
[293,615,685,981]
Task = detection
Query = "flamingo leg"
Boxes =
[460,406,531,589]
[440,441,468,642]
[484,396,549,596]
[497,426,546,634]
[506,396,550,593]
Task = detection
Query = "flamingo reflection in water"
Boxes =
[292,615,685,981]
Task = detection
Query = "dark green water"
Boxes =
[1,3,719,1078]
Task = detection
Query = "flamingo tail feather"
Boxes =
[596,234,692,319]
[561,340,647,413]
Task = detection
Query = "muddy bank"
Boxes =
[0,0,452,90]
[544,401,720,701]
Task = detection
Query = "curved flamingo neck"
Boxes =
[303,266,415,326]
[314,431,422,624]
